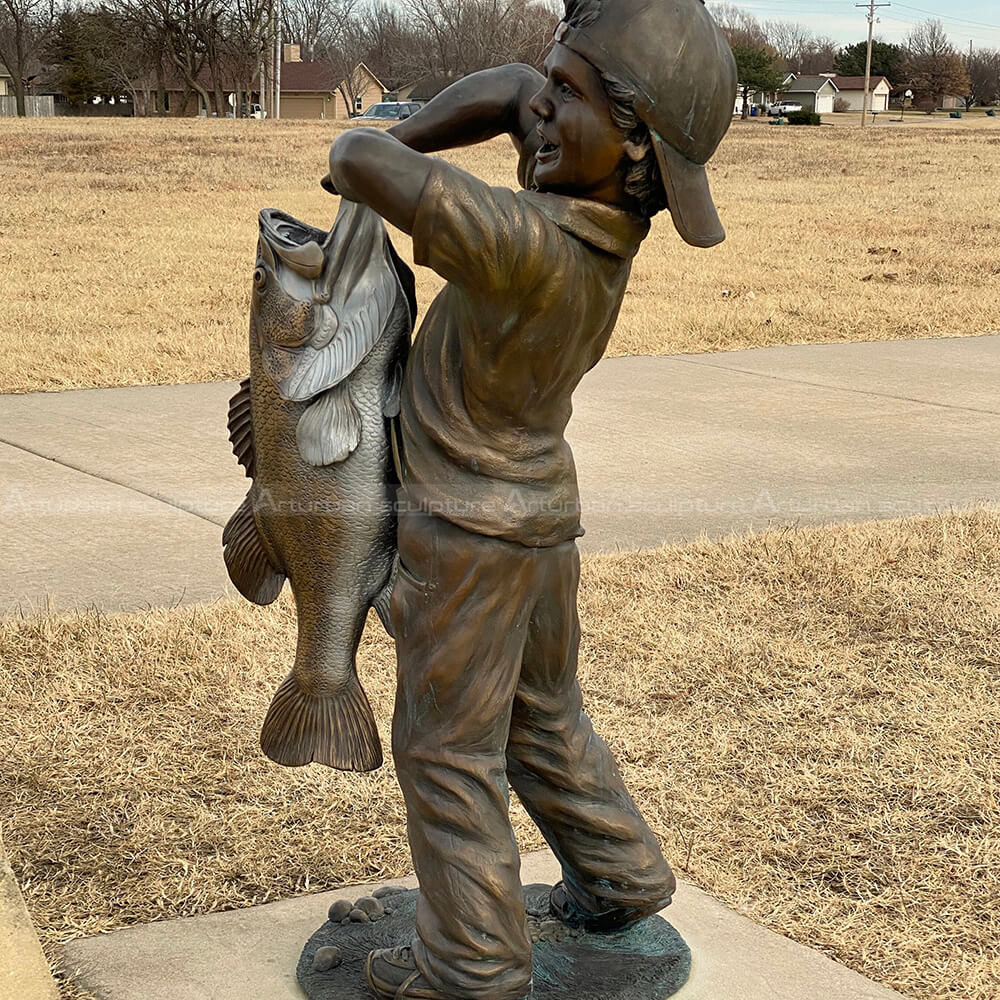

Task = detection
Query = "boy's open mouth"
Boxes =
[536,141,559,164]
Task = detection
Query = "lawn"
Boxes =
[0,115,998,393]
[3,508,999,1000]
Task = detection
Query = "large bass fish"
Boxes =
[224,199,414,772]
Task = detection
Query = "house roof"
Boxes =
[400,73,461,101]
[280,61,337,92]
[783,74,840,94]
[156,58,383,97]
[270,60,384,94]
[833,75,891,92]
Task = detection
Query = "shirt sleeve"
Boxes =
[411,159,557,294]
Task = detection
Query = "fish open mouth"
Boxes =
[259,209,329,279]
[261,209,327,251]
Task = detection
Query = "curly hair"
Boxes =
[561,0,669,218]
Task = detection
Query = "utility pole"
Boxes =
[857,0,891,128]
[274,0,282,120]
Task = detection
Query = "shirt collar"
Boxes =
[521,190,650,260]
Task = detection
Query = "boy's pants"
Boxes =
[390,504,676,1000]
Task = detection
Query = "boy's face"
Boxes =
[529,44,646,206]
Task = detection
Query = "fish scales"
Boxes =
[223,200,414,772]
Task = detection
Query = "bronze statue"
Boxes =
[224,201,414,772]
[323,1,735,996]
[230,0,736,996]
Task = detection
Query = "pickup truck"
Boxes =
[767,101,804,116]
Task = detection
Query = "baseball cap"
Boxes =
[555,0,736,247]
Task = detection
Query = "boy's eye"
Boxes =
[559,83,576,100]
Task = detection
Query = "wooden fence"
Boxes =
[0,95,55,117]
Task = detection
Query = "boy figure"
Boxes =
[326,1,735,997]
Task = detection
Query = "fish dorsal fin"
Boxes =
[222,493,286,605]
[227,379,255,479]
[295,381,361,467]
[272,201,405,403]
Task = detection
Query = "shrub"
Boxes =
[786,111,822,126]
[833,97,850,113]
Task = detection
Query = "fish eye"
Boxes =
[253,265,266,288]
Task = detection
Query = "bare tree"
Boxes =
[904,19,970,111]
[85,6,164,115]
[114,0,243,115]
[396,0,556,81]
[966,48,1000,109]
[319,14,372,115]
[707,3,767,50]
[796,35,837,75]
[224,0,270,111]
[764,20,812,73]
[0,0,52,115]
[362,1,423,91]
[282,0,357,61]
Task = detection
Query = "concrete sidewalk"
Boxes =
[61,849,907,1000]
[2,335,998,615]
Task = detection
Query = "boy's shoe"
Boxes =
[365,946,449,999]
[548,881,649,933]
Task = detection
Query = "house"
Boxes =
[397,74,461,105]
[279,47,385,120]
[0,66,10,97]
[780,73,840,114]
[733,86,769,115]
[832,75,891,112]
[154,47,384,119]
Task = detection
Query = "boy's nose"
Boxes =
[528,86,552,120]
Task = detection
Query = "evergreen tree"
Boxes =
[835,39,906,81]
[731,44,783,119]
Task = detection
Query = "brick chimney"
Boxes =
[283,44,301,63]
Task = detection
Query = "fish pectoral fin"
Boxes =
[296,382,361,466]
[260,671,383,772]
[382,360,403,420]
[222,494,286,604]
[227,378,255,479]
[371,556,397,639]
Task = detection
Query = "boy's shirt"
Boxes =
[399,158,649,548]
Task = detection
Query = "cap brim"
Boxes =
[651,132,725,248]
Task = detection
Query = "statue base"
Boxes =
[297,883,691,999]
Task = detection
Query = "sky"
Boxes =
[710,1,1000,50]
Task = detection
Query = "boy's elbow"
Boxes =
[329,128,389,200]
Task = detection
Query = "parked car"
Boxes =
[355,102,421,121]
[239,102,266,119]
[767,101,803,116]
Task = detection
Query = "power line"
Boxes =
[891,3,1000,29]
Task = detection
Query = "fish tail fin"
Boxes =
[260,671,383,772]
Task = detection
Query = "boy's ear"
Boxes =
[624,136,651,163]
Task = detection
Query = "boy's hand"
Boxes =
[328,128,429,235]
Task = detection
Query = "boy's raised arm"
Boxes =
[326,64,545,236]
[387,63,544,163]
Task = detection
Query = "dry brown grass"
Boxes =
[3,508,999,1000]
[0,116,998,393]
